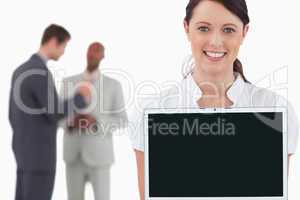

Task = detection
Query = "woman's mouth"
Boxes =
[203,51,227,62]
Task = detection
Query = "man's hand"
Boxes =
[78,81,92,103]
[67,114,97,131]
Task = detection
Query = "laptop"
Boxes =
[144,107,288,200]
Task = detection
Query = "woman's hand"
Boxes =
[135,150,145,200]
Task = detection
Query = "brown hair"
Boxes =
[41,24,71,45]
[185,0,250,83]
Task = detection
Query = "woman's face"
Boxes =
[184,0,249,75]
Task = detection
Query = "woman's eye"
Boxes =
[198,26,209,32]
[223,27,235,33]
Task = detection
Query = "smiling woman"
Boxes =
[132,0,299,200]
[184,0,250,83]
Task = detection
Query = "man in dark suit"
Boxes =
[8,24,91,200]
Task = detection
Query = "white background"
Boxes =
[0,0,300,199]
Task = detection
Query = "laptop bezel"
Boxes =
[144,107,288,200]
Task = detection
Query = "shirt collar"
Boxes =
[226,72,245,106]
[182,72,245,107]
[82,69,101,82]
[36,52,49,64]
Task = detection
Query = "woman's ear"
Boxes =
[241,24,249,45]
[184,20,191,41]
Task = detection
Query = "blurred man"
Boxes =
[60,42,128,200]
[9,24,91,200]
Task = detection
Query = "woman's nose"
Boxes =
[209,32,224,48]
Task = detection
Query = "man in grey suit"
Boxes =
[60,42,128,200]
[8,24,91,200]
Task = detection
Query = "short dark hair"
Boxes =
[41,24,71,45]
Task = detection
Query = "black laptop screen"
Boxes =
[148,112,284,197]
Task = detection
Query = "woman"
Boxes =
[131,0,299,199]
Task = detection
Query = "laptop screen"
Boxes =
[148,112,284,198]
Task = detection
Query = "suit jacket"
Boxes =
[8,54,86,171]
[61,71,128,167]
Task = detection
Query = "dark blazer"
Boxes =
[9,54,86,171]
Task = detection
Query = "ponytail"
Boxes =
[233,59,250,83]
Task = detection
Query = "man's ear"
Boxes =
[46,37,55,47]
[241,24,249,45]
[48,37,60,48]
[184,20,191,41]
